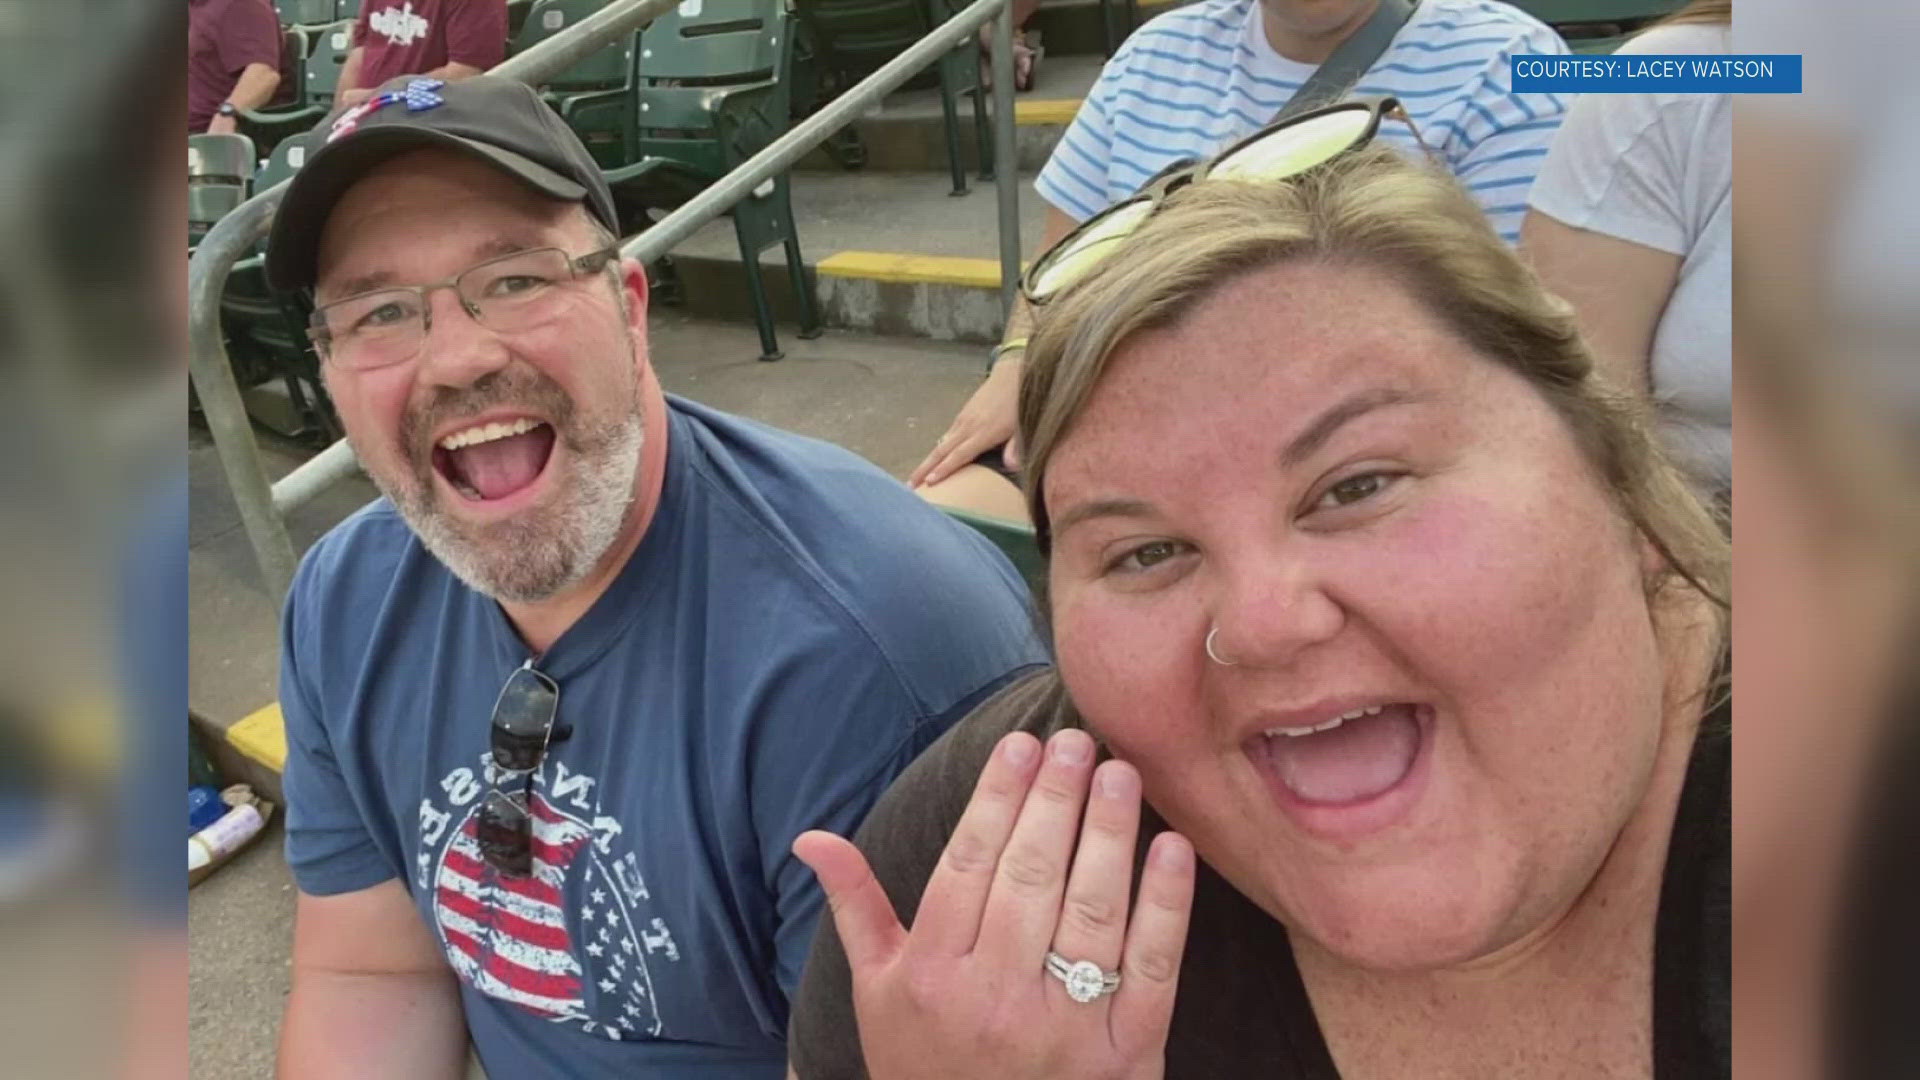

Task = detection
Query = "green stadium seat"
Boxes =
[240,21,353,156]
[189,133,256,247]
[221,253,340,444]
[264,27,305,110]
[794,0,993,196]
[507,0,538,42]
[1510,0,1680,50]
[189,187,247,248]
[189,132,256,184]
[276,0,339,28]
[604,0,822,361]
[512,0,638,168]
[1100,0,1140,54]
[254,131,314,192]
[942,507,1045,597]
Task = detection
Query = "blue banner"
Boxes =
[1510,53,1801,93]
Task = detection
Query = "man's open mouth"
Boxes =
[431,417,557,503]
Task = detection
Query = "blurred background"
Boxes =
[1734,4,1920,1079]
[0,0,184,1078]
[0,0,1905,1075]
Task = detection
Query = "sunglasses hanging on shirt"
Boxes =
[475,661,562,878]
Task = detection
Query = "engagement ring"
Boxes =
[1044,950,1121,1004]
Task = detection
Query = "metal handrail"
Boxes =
[190,0,1018,608]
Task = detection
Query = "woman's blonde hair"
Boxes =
[1017,146,1728,644]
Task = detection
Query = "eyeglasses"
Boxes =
[474,661,561,879]
[309,245,619,372]
[1021,98,1425,305]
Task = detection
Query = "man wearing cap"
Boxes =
[270,75,1045,1077]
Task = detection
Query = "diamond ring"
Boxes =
[1044,950,1121,1004]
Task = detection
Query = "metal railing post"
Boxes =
[189,195,300,603]
[187,0,682,610]
[991,0,1020,316]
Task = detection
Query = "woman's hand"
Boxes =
[793,729,1195,1080]
[909,355,1026,489]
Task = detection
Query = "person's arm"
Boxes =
[1521,211,1679,396]
[334,47,370,107]
[277,880,467,1079]
[908,204,1077,488]
[207,62,280,132]
[423,60,486,82]
[211,0,284,131]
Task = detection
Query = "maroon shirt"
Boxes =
[350,0,507,90]
[187,0,283,134]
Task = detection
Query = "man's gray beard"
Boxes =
[356,384,646,604]
[402,415,643,603]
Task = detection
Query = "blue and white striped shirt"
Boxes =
[1034,0,1572,243]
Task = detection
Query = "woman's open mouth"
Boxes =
[431,417,557,506]
[1245,702,1433,838]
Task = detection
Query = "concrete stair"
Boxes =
[662,169,1050,345]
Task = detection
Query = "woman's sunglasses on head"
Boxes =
[1021,97,1427,305]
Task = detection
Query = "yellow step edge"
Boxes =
[817,251,1026,290]
[228,702,288,774]
[1015,98,1081,126]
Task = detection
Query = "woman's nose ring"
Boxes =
[1205,626,1237,666]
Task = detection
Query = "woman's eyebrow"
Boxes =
[1279,388,1427,468]
[1051,498,1156,539]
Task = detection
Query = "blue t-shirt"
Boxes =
[281,397,1047,1076]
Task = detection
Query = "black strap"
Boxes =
[1273,0,1418,123]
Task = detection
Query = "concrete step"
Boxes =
[795,54,1100,176]
[658,170,1049,345]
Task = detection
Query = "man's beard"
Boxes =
[356,363,644,603]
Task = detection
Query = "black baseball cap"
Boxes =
[265,73,620,292]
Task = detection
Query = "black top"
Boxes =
[789,669,1730,1079]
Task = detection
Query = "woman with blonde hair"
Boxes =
[786,105,1729,1079]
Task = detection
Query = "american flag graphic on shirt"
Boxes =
[430,790,673,1041]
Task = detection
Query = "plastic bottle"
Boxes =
[188,784,225,832]
[187,802,265,873]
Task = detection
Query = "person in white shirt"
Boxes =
[1524,0,1731,495]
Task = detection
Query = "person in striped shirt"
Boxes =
[911,0,1571,522]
